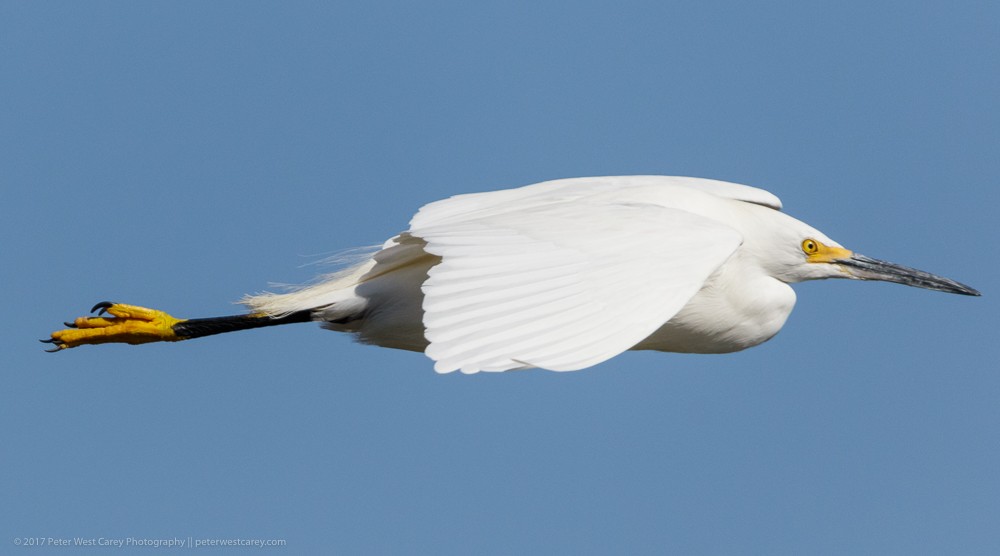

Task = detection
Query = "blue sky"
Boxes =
[3,1,998,554]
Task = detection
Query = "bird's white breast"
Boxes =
[632,255,797,354]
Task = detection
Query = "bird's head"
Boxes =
[765,217,980,296]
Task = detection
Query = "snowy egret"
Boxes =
[45,176,979,373]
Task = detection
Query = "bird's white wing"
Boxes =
[411,200,743,373]
[410,176,780,231]
[664,176,782,210]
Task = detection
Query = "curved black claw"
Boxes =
[40,338,63,353]
[63,321,77,328]
[91,301,115,316]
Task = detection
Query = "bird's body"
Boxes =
[47,176,979,373]
[247,177,801,359]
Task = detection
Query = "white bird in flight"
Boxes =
[46,176,979,373]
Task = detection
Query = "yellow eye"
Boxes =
[802,239,820,254]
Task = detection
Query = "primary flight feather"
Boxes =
[45,176,979,373]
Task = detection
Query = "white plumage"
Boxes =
[243,176,978,373]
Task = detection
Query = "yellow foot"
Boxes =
[43,302,185,351]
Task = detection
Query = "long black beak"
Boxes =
[837,254,980,296]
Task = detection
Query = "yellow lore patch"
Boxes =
[802,238,853,264]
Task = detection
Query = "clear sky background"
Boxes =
[3,2,998,554]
